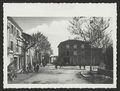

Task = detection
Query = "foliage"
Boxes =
[32,32,53,55]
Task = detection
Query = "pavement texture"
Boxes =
[8,65,91,84]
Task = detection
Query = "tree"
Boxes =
[68,17,112,48]
[32,32,53,64]
[17,32,36,72]
[68,17,112,72]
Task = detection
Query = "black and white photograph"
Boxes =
[3,3,117,88]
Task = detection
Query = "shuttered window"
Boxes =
[73,51,77,56]
[81,44,84,49]
[73,44,77,49]
[10,41,13,51]
[17,30,19,38]
[66,44,70,49]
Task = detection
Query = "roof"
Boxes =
[58,39,90,47]
[22,32,34,42]
[7,17,23,32]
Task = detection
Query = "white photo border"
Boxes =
[3,3,117,88]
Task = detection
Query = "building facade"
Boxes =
[50,55,58,64]
[22,32,35,68]
[58,40,103,66]
[7,17,23,70]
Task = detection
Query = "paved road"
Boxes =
[21,65,91,84]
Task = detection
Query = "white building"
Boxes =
[25,46,35,67]
[22,32,36,68]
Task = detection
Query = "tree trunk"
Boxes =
[90,45,92,72]
[24,52,26,68]
[23,51,26,73]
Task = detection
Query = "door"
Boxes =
[14,57,17,69]
[64,57,70,66]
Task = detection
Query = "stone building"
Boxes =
[7,17,23,70]
[58,40,103,66]
[7,17,36,71]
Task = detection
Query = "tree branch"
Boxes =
[26,42,36,50]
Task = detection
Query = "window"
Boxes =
[66,44,70,49]
[17,45,19,52]
[7,22,11,30]
[73,51,77,56]
[11,25,14,34]
[81,44,84,49]
[73,44,77,49]
[10,41,13,51]
[66,51,69,56]
[16,41,19,52]
[13,26,16,35]
[27,50,28,53]
[81,51,85,57]
[7,22,12,34]
[17,30,19,38]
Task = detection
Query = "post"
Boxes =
[90,44,92,72]
[90,28,93,73]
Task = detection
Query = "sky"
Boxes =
[13,17,74,56]
[13,17,113,56]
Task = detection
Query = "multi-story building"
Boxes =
[22,32,35,68]
[58,39,103,66]
[7,17,23,70]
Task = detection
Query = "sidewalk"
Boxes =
[8,72,36,84]
[8,66,48,84]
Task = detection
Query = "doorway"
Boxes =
[14,57,17,69]
[64,57,70,66]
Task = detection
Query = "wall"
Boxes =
[7,18,23,70]
[58,40,103,66]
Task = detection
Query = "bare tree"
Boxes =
[68,17,112,48]
[68,17,112,72]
